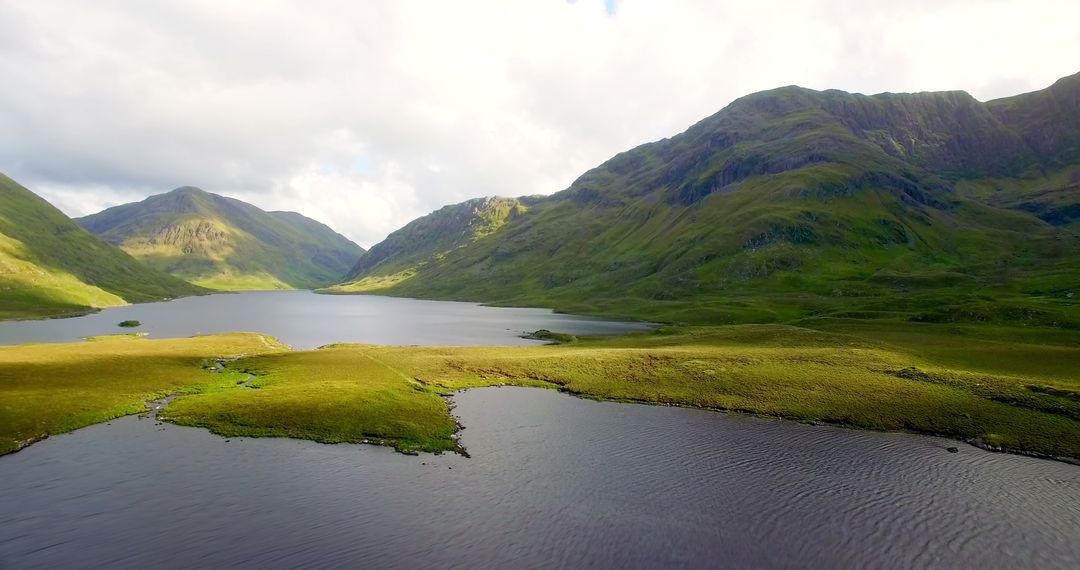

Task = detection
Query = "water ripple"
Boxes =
[0,387,1077,569]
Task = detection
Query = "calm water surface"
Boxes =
[1,387,1077,569]
[0,291,652,348]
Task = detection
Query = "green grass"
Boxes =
[162,348,489,453]
[2,322,1077,459]
[159,322,1080,459]
[0,333,287,454]
[193,271,294,291]
[322,268,417,293]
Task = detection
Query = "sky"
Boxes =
[1,1,1078,248]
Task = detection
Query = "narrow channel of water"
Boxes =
[1,387,1076,569]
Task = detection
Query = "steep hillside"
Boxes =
[327,197,528,292]
[0,173,206,320]
[78,187,364,290]
[333,73,1080,327]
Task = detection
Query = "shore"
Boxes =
[2,323,1079,462]
[152,324,1080,461]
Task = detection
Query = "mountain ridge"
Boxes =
[330,72,1080,327]
[78,187,364,291]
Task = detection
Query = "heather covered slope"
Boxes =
[0,173,206,320]
[333,73,1080,327]
[78,187,364,290]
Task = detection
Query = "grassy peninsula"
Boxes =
[151,322,1080,459]
[1,321,1077,459]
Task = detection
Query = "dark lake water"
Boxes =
[1,387,1077,569]
[0,291,652,348]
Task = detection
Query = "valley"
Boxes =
[5,3,1080,567]
[3,74,1079,460]
[1,70,1078,569]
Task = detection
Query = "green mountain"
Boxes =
[0,173,206,320]
[77,187,364,291]
[329,72,1080,327]
[335,197,529,291]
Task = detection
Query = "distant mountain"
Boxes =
[0,173,206,320]
[331,72,1080,327]
[78,187,364,290]
[329,197,528,292]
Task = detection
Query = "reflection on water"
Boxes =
[1,387,1077,569]
[0,291,652,348]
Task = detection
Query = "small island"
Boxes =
[117,320,142,328]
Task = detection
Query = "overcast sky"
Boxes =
[1,0,1078,247]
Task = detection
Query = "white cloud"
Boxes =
[1,0,1078,247]
[249,161,424,247]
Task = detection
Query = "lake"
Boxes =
[1,387,1077,569]
[0,291,653,348]
[1,293,1077,568]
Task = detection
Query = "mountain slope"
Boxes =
[332,73,1080,327]
[0,173,206,320]
[329,197,528,292]
[77,188,364,290]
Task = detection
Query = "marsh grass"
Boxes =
[165,323,1080,458]
[163,348,473,453]
[0,333,286,454]
[4,322,1078,459]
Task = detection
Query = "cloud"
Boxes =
[1,0,1078,247]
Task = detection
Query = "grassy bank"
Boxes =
[0,333,287,454]
[162,347,512,453]
[2,323,1077,459]
[164,323,1080,459]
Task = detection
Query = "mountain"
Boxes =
[0,173,206,320]
[330,72,1080,327]
[77,187,364,290]
[332,197,529,291]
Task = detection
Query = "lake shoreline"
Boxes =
[2,293,1078,464]
[5,335,1080,464]
[553,388,1080,466]
[10,377,1079,468]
